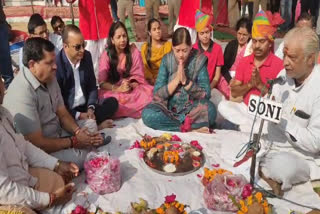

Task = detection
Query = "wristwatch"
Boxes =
[88,105,95,112]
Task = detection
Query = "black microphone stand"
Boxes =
[249,82,275,186]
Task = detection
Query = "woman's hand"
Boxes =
[178,60,187,85]
[115,80,131,93]
[129,80,139,89]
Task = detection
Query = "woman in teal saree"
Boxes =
[142,27,216,133]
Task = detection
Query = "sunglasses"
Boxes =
[70,42,87,51]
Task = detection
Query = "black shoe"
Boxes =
[98,133,112,147]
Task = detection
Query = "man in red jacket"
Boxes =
[67,0,113,80]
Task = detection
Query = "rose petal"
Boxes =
[138,151,145,159]
[129,140,141,150]
[197,174,202,178]
[171,135,182,142]
[212,164,220,168]
[165,194,176,203]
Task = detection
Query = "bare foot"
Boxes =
[258,167,284,197]
[192,127,210,134]
[98,119,114,130]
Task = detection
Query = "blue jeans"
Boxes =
[0,23,13,88]
[280,0,292,31]
[110,0,119,21]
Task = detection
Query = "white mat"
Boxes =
[48,118,320,214]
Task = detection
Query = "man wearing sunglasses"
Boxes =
[66,0,113,81]
[56,25,118,132]
[4,38,104,170]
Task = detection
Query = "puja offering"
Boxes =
[155,194,188,214]
[84,151,121,195]
[202,167,251,212]
[134,133,205,175]
[231,192,273,214]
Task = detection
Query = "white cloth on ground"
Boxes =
[42,118,320,214]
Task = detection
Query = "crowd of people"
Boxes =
[1,0,320,213]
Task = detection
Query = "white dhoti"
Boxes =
[85,38,108,81]
[218,100,267,133]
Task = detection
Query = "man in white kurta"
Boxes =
[265,26,320,179]
[258,27,320,213]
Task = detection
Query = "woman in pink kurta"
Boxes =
[98,22,153,119]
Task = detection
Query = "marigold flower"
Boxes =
[255,192,263,203]
[156,207,165,214]
[247,195,253,206]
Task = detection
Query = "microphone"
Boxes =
[267,76,286,85]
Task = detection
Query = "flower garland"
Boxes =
[140,138,157,150]
[70,205,123,214]
[233,192,271,214]
[163,151,180,164]
[155,194,188,214]
[202,167,233,185]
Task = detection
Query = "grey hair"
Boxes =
[283,27,319,63]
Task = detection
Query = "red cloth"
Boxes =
[10,30,28,43]
[201,0,213,15]
[178,0,213,28]
[235,53,283,105]
[78,0,113,40]
[178,0,200,28]
[214,0,229,26]
[192,42,224,82]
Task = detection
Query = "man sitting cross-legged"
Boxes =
[56,25,118,130]
[218,10,283,132]
[3,38,103,168]
[0,75,78,213]
[259,27,320,214]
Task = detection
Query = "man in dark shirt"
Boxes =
[0,4,13,88]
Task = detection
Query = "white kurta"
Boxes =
[266,66,320,180]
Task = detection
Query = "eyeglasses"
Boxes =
[69,42,87,51]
